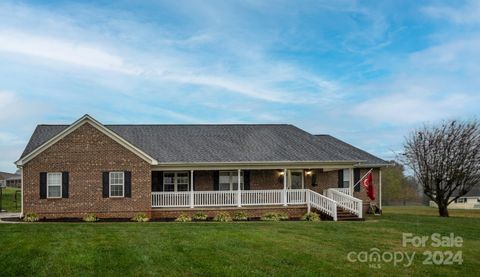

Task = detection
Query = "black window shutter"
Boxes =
[354,168,361,192]
[338,170,344,188]
[311,172,317,187]
[152,171,163,192]
[62,172,69,198]
[159,172,164,192]
[152,171,159,192]
[213,171,219,191]
[102,172,109,198]
[124,171,132,197]
[191,171,195,191]
[40,172,47,199]
[243,170,250,190]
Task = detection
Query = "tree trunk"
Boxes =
[437,202,449,217]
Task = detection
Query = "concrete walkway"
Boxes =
[0,212,22,223]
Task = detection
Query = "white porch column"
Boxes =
[20,167,24,217]
[190,170,194,208]
[379,168,382,211]
[306,190,311,213]
[283,168,287,206]
[349,167,354,195]
[237,169,242,207]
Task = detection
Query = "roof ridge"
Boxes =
[105,124,293,126]
[37,124,294,127]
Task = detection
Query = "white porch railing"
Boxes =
[151,189,308,208]
[286,189,307,204]
[151,189,361,221]
[326,188,363,218]
[194,191,238,207]
[152,191,191,208]
[306,190,337,221]
[241,189,283,205]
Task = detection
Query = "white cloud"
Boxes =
[0,30,138,75]
[422,0,480,24]
[409,38,480,74]
[352,92,471,124]
[0,90,23,121]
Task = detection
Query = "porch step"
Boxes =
[336,207,364,221]
[312,207,363,221]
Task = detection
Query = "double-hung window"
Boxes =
[109,172,125,197]
[219,171,244,191]
[47,172,62,198]
[163,172,189,192]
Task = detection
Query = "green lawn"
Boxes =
[0,206,479,276]
[0,187,21,212]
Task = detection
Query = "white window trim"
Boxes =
[47,172,62,199]
[219,171,244,191]
[109,171,125,198]
[163,171,190,192]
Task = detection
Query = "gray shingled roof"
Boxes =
[314,135,388,166]
[20,124,387,165]
[456,185,480,198]
[0,171,20,180]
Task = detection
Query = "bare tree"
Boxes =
[402,120,480,217]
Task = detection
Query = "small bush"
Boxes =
[131,213,150,222]
[301,212,320,222]
[233,211,248,221]
[83,214,98,222]
[175,214,192,222]
[261,212,289,221]
[193,212,208,221]
[213,212,232,222]
[23,213,39,222]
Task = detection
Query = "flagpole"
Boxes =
[352,168,374,190]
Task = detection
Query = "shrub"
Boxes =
[131,213,150,222]
[193,212,208,221]
[261,212,289,221]
[233,211,248,221]
[83,214,98,222]
[301,212,320,222]
[213,212,232,222]
[175,214,192,222]
[23,213,39,222]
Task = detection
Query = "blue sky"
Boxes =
[1,0,479,172]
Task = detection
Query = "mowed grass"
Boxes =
[0,187,21,212]
[0,206,479,276]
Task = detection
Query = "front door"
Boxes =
[289,170,304,189]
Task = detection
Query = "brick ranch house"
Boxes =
[16,115,389,221]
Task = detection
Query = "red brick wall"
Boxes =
[151,206,307,219]
[22,123,151,219]
[250,169,283,189]
[191,169,343,192]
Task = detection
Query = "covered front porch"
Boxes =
[151,166,370,221]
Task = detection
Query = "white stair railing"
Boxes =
[331,187,351,195]
[326,189,362,218]
[306,190,337,221]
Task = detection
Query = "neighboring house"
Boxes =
[0,171,21,188]
[16,115,389,221]
[429,185,480,209]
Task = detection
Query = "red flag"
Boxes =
[363,172,375,201]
